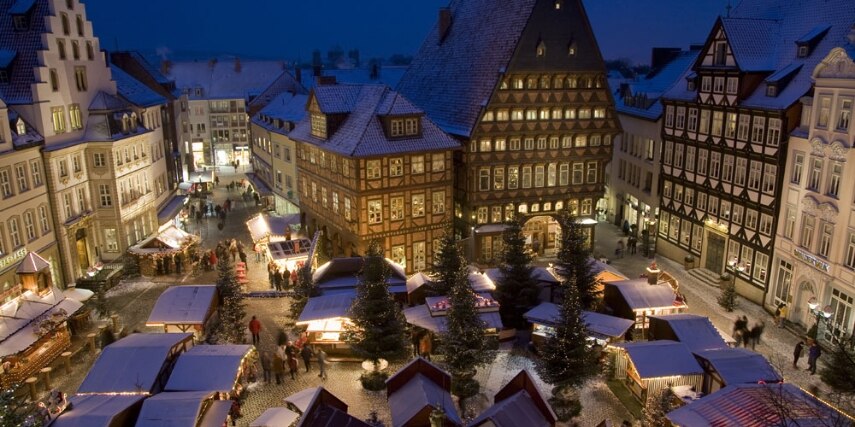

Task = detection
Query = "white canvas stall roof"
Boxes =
[146,285,217,326]
[406,272,431,294]
[128,225,199,256]
[1,291,83,357]
[62,286,94,302]
[403,304,503,333]
[266,239,311,262]
[284,387,321,414]
[51,394,145,427]
[247,213,300,243]
[165,344,253,392]
[250,407,300,427]
[606,279,682,310]
[523,303,635,339]
[296,294,354,324]
[135,391,218,427]
[77,333,193,393]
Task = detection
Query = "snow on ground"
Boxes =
[104,279,158,298]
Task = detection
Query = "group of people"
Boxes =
[793,338,823,374]
[732,315,766,349]
[215,239,249,269]
[248,317,329,386]
[267,261,296,291]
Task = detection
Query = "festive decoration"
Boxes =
[210,257,247,344]
[343,241,410,370]
[289,265,317,321]
[643,387,677,427]
[495,218,539,329]
[0,385,43,427]
[555,209,600,310]
[717,277,737,312]
[427,229,463,296]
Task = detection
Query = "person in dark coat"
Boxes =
[287,354,298,380]
[239,251,248,269]
[793,340,805,369]
[272,352,285,384]
[282,267,291,288]
[300,345,314,372]
[260,351,272,383]
[273,269,283,291]
[749,321,765,349]
[807,340,822,374]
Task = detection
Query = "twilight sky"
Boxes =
[84,0,731,65]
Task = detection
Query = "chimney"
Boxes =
[370,62,380,80]
[438,8,452,43]
[650,47,681,70]
[646,262,661,286]
[312,65,322,78]
[316,76,337,86]
[295,67,302,84]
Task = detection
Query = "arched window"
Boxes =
[60,13,69,35]
[71,41,79,60]
[130,112,138,129]
[16,118,26,135]
[76,15,83,36]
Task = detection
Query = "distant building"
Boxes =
[290,81,458,273]
[398,0,621,263]
[657,0,855,303]
[771,44,855,344]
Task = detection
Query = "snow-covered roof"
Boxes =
[290,84,459,158]
[295,386,369,427]
[111,65,167,108]
[165,344,253,393]
[0,0,50,105]
[649,314,728,352]
[388,374,462,426]
[16,251,50,273]
[605,279,682,310]
[614,50,699,120]
[77,333,193,393]
[484,266,561,286]
[246,213,300,243]
[135,391,228,427]
[284,387,321,414]
[470,370,556,427]
[666,383,851,427]
[146,285,217,326]
[50,394,145,427]
[313,257,407,292]
[523,303,634,339]
[252,92,309,134]
[0,289,83,357]
[613,340,703,378]
[296,294,355,324]
[403,304,503,333]
[250,407,300,427]
[167,59,286,100]
[246,68,308,115]
[128,225,199,256]
[88,91,130,112]
[693,348,782,385]
[62,286,94,302]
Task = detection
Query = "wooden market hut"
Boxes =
[0,252,85,387]
[145,285,218,338]
[648,314,731,352]
[295,293,355,349]
[692,348,782,395]
[407,266,495,306]
[128,225,199,276]
[164,344,256,396]
[485,266,561,303]
[135,391,232,427]
[250,407,300,427]
[267,238,312,272]
[469,370,557,427]
[611,340,704,404]
[246,213,300,245]
[315,257,408,302]
[385,357,461,427]
[602,278,686,335]
[286,386,370,427]
[51,394,146,427]
[403,294,503,336]
[523,302,635,348]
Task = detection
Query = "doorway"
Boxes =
[75,228,90,271]
[705,233,725,274]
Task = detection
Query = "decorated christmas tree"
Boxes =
[535,283,597,421]
[555,209,600,310]
[428,229,463,296]
[289,264,317,320]
[439,260,497,410]
[344,241,410,366]
[0,386,41,427]
[717,277,737,312]
[643,387,676,427]
[495,219,539,329]
[211,257,247,344]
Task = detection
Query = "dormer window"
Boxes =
[311,113,327,139]
[16,118,26,135]
[405,118,418,135]
[390,117,420,137]
[797,45,809,58]
[766,84,777,97]
[567,40,577,56]
[10,0,36,31]
[554,0,562,9]
[795,25,830,58]
[536,40,546,57]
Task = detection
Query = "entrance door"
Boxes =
[76,237,90,270]
[705,233,725,274]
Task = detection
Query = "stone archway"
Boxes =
[793,279,817,327]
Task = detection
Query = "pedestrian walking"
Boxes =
[317,348,328,380]
[272,352,285,384]
[248,316,261,346]
[283,267,291,288]
[254,243,263,262]
[287,354,298,380]
[301,345,314,372]
[628,236,637,254]
[741,328,751,348]
[260,351,272,383]
[749,321,764,349]
[239,250,248,268]
[273,269,283,291]
[290,269,298,286]
[793,340,805,369]
[807,340,821,374]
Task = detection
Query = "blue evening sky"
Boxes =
[83,0,731,65]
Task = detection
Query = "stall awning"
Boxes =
[146,285,217,326]
[128,225,199,256]
[165,345,253,393]
[296,294,355,324]
[267,239,311,261]
[157,195,188,225]
[403,304,503,333]
[0,292,84,357]
[51,394,146,427]
[606,279,684,310]
[250,407,300,427]
[693,348,782,385]
[135,391,219,427]
[245,173,273,196]
[523,303,634,339]
[613,340,703,378]
[649,314,728,352]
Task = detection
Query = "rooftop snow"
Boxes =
[146,285,217,326]
[614,340,703,378]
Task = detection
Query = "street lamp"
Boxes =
[806,296,833,340]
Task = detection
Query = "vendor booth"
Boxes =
[647,314,730,352]
[407,267,495,305]
[602,279,687,335]
[51,394,145,427]
[693,347,782,395]
[611,340,704,404]
[250,407,300,427]
[128,225,200,276]
[0,252,85,388]
[403,294,503,337]
[135,391,232,427]
[296,293,355,348]
[246,213,300,244]
[315,257,408,300]
[386,357,462,427]
[283,386,367,427]
[146,285,218,339]
[165,344,256,396]
[523,302,635,348]
[469,370,557,427]
[267,238,312,272]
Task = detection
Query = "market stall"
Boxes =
[611,340,704,404]
[295,293,355,348]
[165,344,256,396]
[128,225,200,277]
[469,370,556,427]
[51,394,146,427]
[267,238,312,272]
[403,294,503,336]
[145,285,218,338]
[407,267,494,305]
[693,348,782,395]
[602,278,687,334]
[250,407,300,427]
[314,257,408,300]
[386,357,461,427]
[0,252,85,388]
[135,391,232,427]
[246,213,300,244]
[523,302,635,348]
[647,314,731,351]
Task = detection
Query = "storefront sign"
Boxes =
[0,248,29,270]
[793,248,830,273]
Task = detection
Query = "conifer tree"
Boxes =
[344,241,410,365]
[0,386,42,427]
[643,387,676,427]
[289,264,317,320]
[212,257,247,343]
[555,209,600,310]
[820,336,855,395]
[428,229,463,296]
[495,218,539,329]
[717,277,737,312]
[535,283,597,420]
[439,260,496,408]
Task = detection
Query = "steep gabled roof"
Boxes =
[167,59,286,100]
[247,69,307,116]
[614,50,699,120]
[719,18,781,72]
[111,65,167,108]
[0,0,50,105]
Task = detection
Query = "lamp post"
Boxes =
[642,212,657,258]
[806,296,833,340]
[727,257,747,284]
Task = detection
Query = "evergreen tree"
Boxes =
[535,283,598,420]
[717,277,737,312]
[344,241,410,364]
[212,257,247,343]
[495,219,539,329]
[439,261,497,408]
[555,209,600,310]
[428,229,463,296]
[289,265,317,320]
[0,386,41,427]
[820,336,855,395]
[643,387,676,427]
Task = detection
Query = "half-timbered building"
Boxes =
[657,0,855,303]
[397,0,620,263]
[290,81,458,273]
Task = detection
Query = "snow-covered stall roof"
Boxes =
[294,386,369,427]
[284,387,321,414]
[250,407,300,427]
[146,285,217,326]
[605,279,683,310]
[406,272,430,294]
[693,348,782,385]
[165,344,253,393]
[389,374,463,427]
[649,314,728,352]
[613,340,703,378]
[1,288,83,357]
[128,225,198,256]
[313,257,407,293]
[666,383,852,427]
[403,304,503,333]
[77,333,193,393]
[484,266,561,286]
[523,303,635,340]
[135,391,229,427]
[296,294,355,324]
[470,370,556,427]
[246,213,300,243]
[407,268,494,295]
[62,286,94,302]
[50,394,145,427]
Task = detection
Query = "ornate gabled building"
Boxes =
[657,0,855,303]
[290,81,459,273]
[397,0,620,263]
[772,44,855,345]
